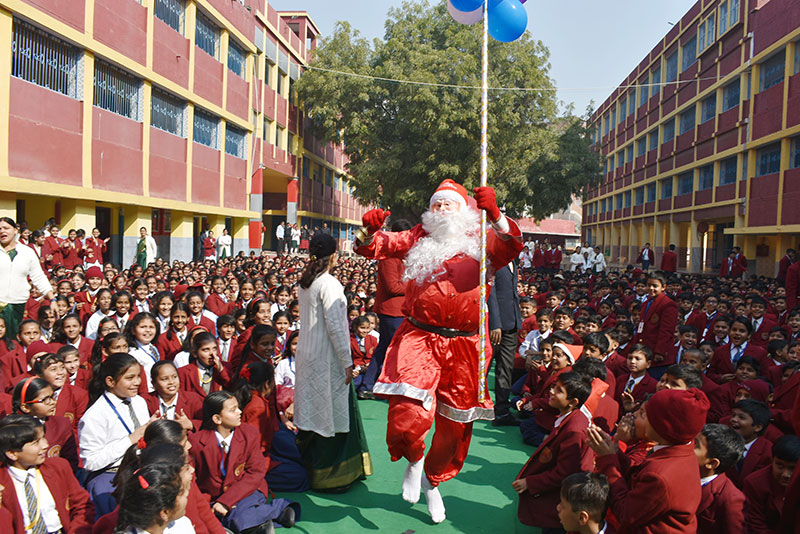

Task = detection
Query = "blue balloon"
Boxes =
[450,0,483,12]
[488,0,528,42]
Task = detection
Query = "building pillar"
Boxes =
[654,219,666,269]
[123,206,151,267]
[232,217,250,256]
[0,192,15,220]
[689,218,703,273]
[59,199,95,234]
[287,177,298,225]
[170,211,194,262]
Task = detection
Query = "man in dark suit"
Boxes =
[488,259,521,425]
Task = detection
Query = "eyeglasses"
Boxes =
[26,395,55,404]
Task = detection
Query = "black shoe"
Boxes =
[277,506,296,528]
[357,391,376,400]
[256,520,275,534]
[492,414,520,427]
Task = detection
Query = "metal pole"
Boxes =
[478,0,489,405]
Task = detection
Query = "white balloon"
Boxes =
[447,0,483,25]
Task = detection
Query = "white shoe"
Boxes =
[402,458,424,503]
[421,476,446,524]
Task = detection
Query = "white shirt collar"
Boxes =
[627,374,646,388]
[215,430,234,450]
[743,437,757,456]
[7,465,36,484]
[700,474,719,486]
[554,410,573,428]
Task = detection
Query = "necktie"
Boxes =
[161,403,173,419]
[753,319,759,332]
[178,331,185,344]
[677,347,684,363]
[201,367,213,394]
[732,345,742,364]
[24,473,47,534]
[625,379,635,394]
[122,398,141,429]
[221,440,229,453]
[221,341,229,362]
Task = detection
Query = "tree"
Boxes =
[295,0,602,220]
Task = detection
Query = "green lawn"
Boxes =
[276,393,544,534]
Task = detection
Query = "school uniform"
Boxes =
[177,362,231,398]
[144,390,204,429]
[112,312,130,332]
[566,327,583,345]
[242,391,309,492]
[696,473,745,534]
[686,311,720,342]
[132,299,150,315]
[771,371,800,433]
[71,367,92,390]
[726,436,773,490]
[743,464,783,533]
[189,425,293,532]
[633,292,680,362]
[42,235,63,268]
[44,415,80,472]
[749,316,778,349]
[597,442,701,533]
[700,373,720,401]
[588,389,619,435]
[156,329,187,362]
[82,236,106,267]
[189,314,217,337]
[516,409,594,528]
[0,457,94,534]
[614,372,657,408]
[72,291,99,325]
[227,326,254,373]
[605,351,629,378]
[520,367,570,445]
[205,292,235,318]
[351,334,378,391]
[67,336,94,367]
[1,345,28,392]
[78,392,150,516]
[55,384,89,434]
[128,342,162,392]
[60,239,82,270]
[707,342,768,384]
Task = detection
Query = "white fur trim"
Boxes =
[553,342,575,364]
[429,189,467,208]
[490,214,510,233]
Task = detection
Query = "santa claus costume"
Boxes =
[355,180,522,523]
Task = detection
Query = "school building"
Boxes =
[0,0,367,265]
[582,0,800,276]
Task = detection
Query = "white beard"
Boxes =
[403,208,481,284]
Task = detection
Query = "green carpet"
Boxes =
[276,393,544,533]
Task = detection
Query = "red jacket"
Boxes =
[241,390,281,471]
[205,293,235,318]
[42,235,63,268]
[374,257,406,317]
[685,311,720,341]
[0,457,94,534]
[144,390,204,429]
[189,424,269,509]
[660,250,677,272]
[55,384,89,434]
[178,362,232,398]
[726,436,772,490]
[744,464,784,534]
[60,239,82,270]
[720,255,746,278]
[634,293,679,361]
[605,351,629,378]
[596,442,701,533]
[696,473,745,534]
[778,254,794,284]
[350,335,378,368]
[1,345,28,392]
[44,415,79,471]
[156,329,186,361]
[749,316,778,349]
[189,314,217,337]
[516,409,593,528]
[786,262,800,310]
[637,248,654,265]
[707,343,768,384]
[614,373,657,409]
[82,236,106,265]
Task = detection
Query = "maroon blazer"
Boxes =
[189,424,269,510]
[778,255,794,284]
[786,262,800,310]
[0,457,94,534]
[614,373,657,409]
[696,473,745,534]
[685,311,720,341]
[44,415,79,472]
[144,390,204,425]
[189,315,217,337]
[660,250,678,272]
[726,436,772,490]
[634,293,679,361]
[156,329,186,361]
[591,392,620,434]
[55,384,89,434]
[605,351,629,378]
[205,293,236,318]
[771,371,800,434]
[0,345,27,393]
[67,336,94,366]
[516,410,593,528]
[707,343,768,384]
[374,257,406,317]
[749,317,778,349]
[744,464,784,534]
[177,362,231,398]
[597,442,702,534]
[350,335,378,368]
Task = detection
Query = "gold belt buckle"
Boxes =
[0,302,7,312]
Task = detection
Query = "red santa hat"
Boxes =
[737,379,771,403]
[646,388,710,445]
[85,266,103,280]
[429,179,468,209]
[552,343,582,365]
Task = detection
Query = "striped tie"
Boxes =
[122,398,141,429]
[24,473,48,534]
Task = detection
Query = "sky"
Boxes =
[269,0,699,113]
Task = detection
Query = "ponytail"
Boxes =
[299,256,330,289]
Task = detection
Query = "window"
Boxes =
[603,115,609,136]
[792,136,800,169]
[720,0,739,34]
[662,118,675,142]
[760,50,785,91]
[195,13,219,59]
[624,190,632,208]
[651,65,661,97]
[720,156,738,185]
[274,125,283,149]
[682,34,697,71]
[151,88,185,136]
[647,184,656,202]
[628,91,635,116]
[626,145,633,163]
[154,0,185,34]
[276,70,284,95]
[699,164,714,190]
[637,136,646,157]
[262,117,270,141]
[617,152,624,169]
[325,169,333,187]
[701,94,716,122]
[193,109,218,148]
[698,15,716,52]
[722,80,740,111]
[757,143,781,176]
[795,44,800,75]
[302,156,310,179]
[287,132,294,154]
[661,178,673,199]
[649,131,658,151]
[611,109,616,130]
[11,19,79,99]
[639,79,648,106]
[228,41,246,78]
[635,186,644,205]
[94,61,141,120]
[615,194,623,210]
[677,172,694,195]
[225,124,246,158]
[679,106,695,135]
[666,52,678,83]
[619,98,626,123]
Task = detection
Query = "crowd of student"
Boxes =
[508,258,800,533]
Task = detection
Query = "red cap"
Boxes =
[430,179,468,209]
[86,266,103,280]
[737,379,771,403]
[646,388,710,444]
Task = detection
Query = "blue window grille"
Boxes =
[151,88,185,136]
[94,61,141,120]
[12,19,79,98]
[225,125,246,158]
[193,109,218,148]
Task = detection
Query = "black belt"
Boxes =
[407,317,478,338]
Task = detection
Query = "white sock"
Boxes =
[422,475,446,524]
[402,458,424,503]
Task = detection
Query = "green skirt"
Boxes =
[296,384,373,491]
[0,302,26,340]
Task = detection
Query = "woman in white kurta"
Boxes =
[217,228,232,259]
[294,233,372,490]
